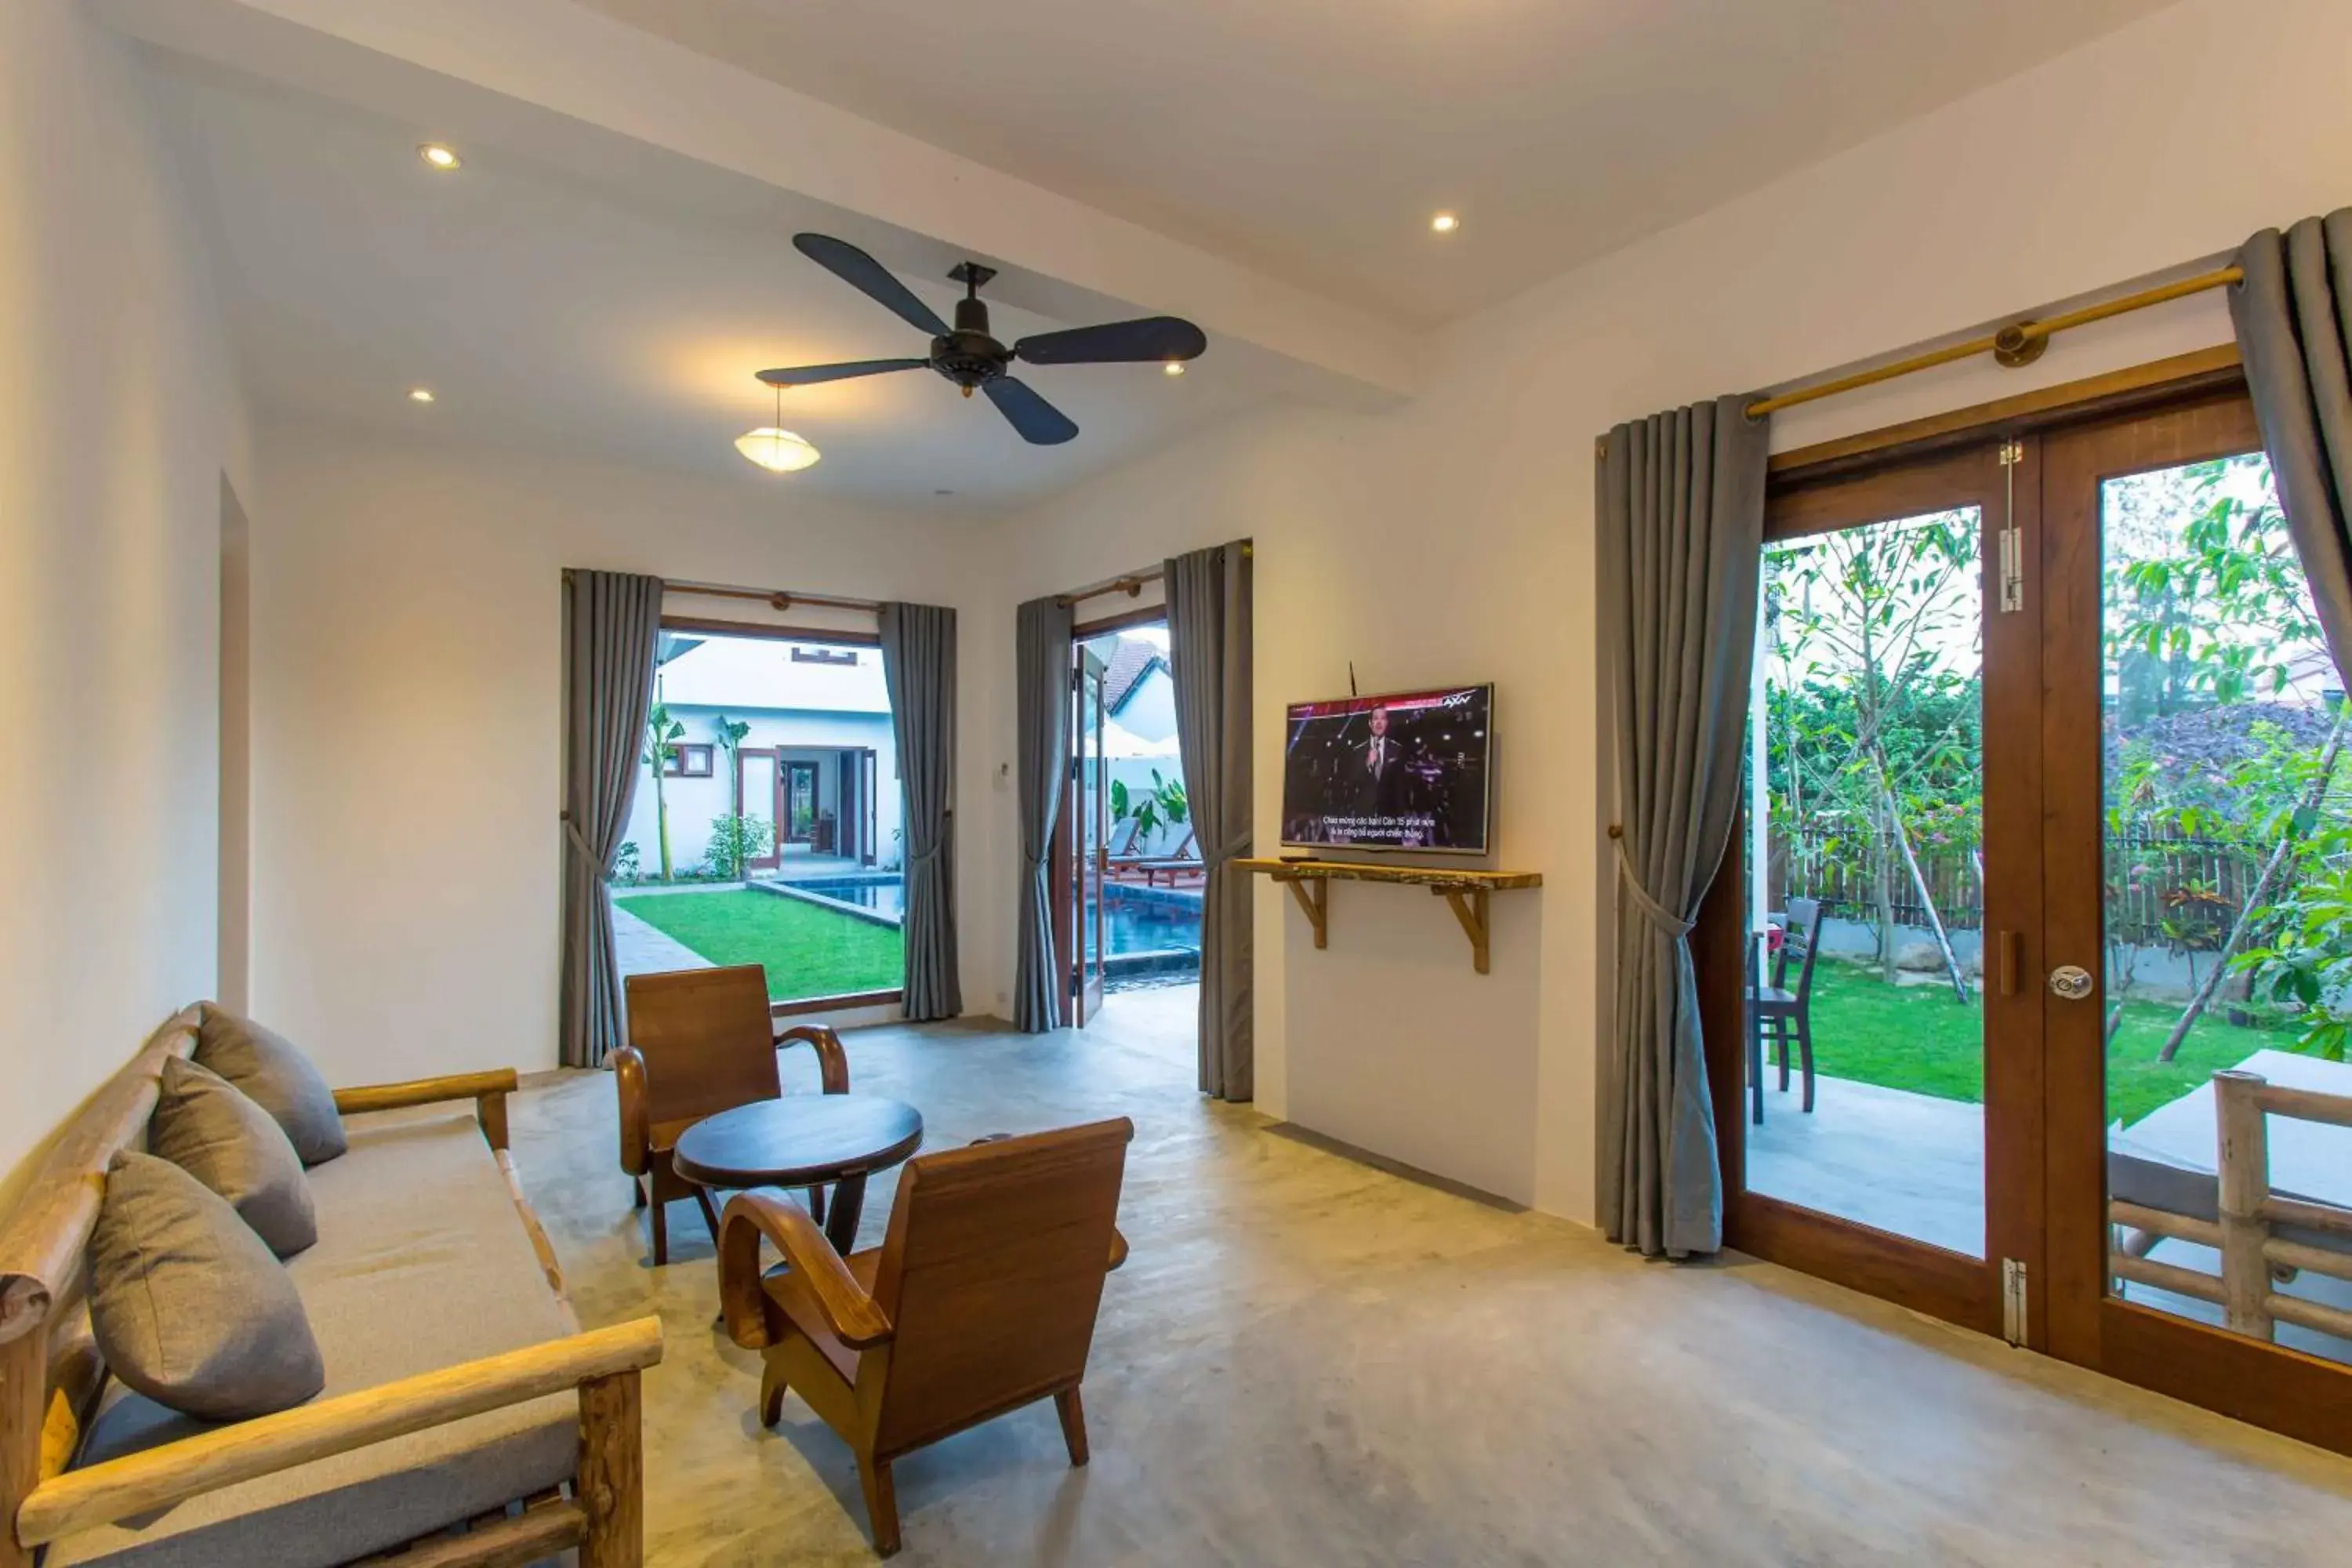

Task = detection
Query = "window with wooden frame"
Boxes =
[663,743,714,779]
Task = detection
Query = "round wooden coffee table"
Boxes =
[672,1094,924,1257]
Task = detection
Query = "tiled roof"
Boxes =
[1101,637,1167,713]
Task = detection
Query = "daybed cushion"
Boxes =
[56,1107,580,1568]
[147,1057,318,1258]
[86,1152,325,1421]
[194,1004,348,1167]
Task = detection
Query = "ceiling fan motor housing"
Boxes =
[934,274,1011,388]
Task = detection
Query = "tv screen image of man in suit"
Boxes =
[1279,685,1492,852]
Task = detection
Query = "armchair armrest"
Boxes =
[719,1189,891,1352]
[16,1316,663,1549]
[775,1025,850,1094]
[613,1044,651,1175]
[334,1069,518,1151]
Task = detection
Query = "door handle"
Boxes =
[2048,964,2096,1001]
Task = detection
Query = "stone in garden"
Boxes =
[1894,940,1944,972]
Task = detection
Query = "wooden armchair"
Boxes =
[717,1119,1134,1557]
[615,965,849,1265]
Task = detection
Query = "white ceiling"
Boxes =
[568,0,2177,325]
[151,57,1273,510]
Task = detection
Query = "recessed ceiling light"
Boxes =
[418,143,462,172]
[1430,211,1460,234]
[408,387,435,404]
[736,427,820,473]
[1163,361,1186,377]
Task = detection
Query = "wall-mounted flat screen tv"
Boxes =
[1280,684,1493,854]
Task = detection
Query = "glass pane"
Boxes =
[1080,624,1203,991]
[1748,506,1987,1257]
[2099,454,2352,1362]
[1080,670,1105,979]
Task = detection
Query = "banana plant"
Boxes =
[641,701,686,880]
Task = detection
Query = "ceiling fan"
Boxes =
[758,233,1207,446]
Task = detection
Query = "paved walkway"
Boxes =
[610,902,710,978]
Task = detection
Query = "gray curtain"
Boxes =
[879,602,962,1022]
[2233,210,2352,684]
[1597,395,1768,1258]
[1166,542,1254,1100]
[1014,597,1076,1031]
[560,569,663,1069]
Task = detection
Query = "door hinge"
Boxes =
[2001,1257,2029,1345]
[1997,441,2026,614]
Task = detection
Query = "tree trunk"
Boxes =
[654,771,673,881]
[1887,788,1969,1002]
[2157,710,2350,1062]
[1874,795,1900,985]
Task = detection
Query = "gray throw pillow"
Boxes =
[150,1056,318,1258]
[89,1151,326,1421]
[195,1004,347,1166]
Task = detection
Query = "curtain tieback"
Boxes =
[1614,835,1695,938]
[562,818,599,864]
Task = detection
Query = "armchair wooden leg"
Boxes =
[579,1369,644,1568]
[1054,1386,1090,1468]
[858,1453,902,1558]
[649,1194,669,1267]
[632,1177,648,1210]
[759,1348,789,1428]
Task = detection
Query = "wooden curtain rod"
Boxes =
[1744,264,2245,420]
[662,580,882,615]
[1058,568,1164,608]
[1056,543,1255,608]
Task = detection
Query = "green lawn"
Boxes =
[1798,957,2301,1126]
[615,889,902,1000]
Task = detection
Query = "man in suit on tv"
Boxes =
[1353,705,1411,822]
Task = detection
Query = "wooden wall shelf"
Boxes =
[1233,858,1542,975]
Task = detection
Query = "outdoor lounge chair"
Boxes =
[1748,897,1826,1123]
[1127,828,1203,887]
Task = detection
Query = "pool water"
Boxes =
[1103,887,1201,958]
[794,877,905,919]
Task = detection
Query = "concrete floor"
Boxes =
[509,989,2352,1566]
[1747,1073,1986,1256]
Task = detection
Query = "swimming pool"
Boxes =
[1103,884,1201,975]
[785,876,904,923]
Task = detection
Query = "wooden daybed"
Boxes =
[1,1006,663,1568]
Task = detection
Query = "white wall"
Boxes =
[622,705,900,876]
[989,0,2352,1219]
[248,424,1003,1087]
[0,2,249,1196]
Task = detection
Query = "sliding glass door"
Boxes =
[1708,375,2352,1452]
[1712,441,2045,1337]
[2040,390,2352,1450]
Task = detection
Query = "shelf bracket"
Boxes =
[1436,886,1490,975]
[1283,874,1328,949]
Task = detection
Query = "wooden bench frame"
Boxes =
[0,1007,663,1568]
[2108,1069,2352,1345]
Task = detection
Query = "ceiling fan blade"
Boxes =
[983,376,1079,445]
[757,358,928,387]
[1014,316,1207,366]
[793,234,951,338]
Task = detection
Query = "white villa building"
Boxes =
[622,634,900,880]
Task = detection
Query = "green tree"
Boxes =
[641,701,685,880]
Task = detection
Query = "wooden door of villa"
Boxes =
[1698,365,2352,1457]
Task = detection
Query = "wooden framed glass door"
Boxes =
[782,760,820,847]
[735,747,781,872]
[1704,439,2048,1340]
[2039,388,2352,1452]
[1067,648,1109,1025]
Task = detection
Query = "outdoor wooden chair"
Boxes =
[718,1118,1134,1557]
[1748,897,1826,1123]
[617,964,849,1265]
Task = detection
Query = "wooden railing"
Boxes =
[2108,1070,2352,1344]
